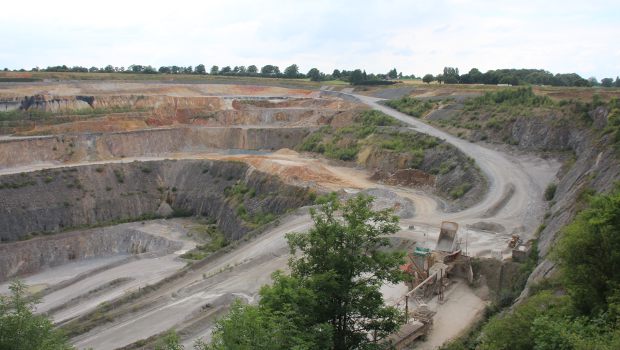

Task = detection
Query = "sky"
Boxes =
[1,0,619,79]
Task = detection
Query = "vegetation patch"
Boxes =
[297,109,437,164]
[384,96,436,118]
[181,222,229,260]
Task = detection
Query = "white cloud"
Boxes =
[1,0,618,78]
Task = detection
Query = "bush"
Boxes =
[544,183,557,201]
[449,183,472,199]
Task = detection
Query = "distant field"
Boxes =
[0,71,336,89]
[2,71,618,102]
[360,81,620,102]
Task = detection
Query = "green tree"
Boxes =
[209,65,219,75]
[260,65,279,76]
[601,77,614,87]
[284,194,405,349]
[0,280,73,350]
[422,74,434,84]
[284,64,300,78]
[247,65,258,74]
[349,69,366,85]
[204,195,405,350]
[615,76,620,87]
[195,64,206,75]
[555,186,620,314]
[307,68,322,82]
[387,68,398,79]
[204,299,330,350]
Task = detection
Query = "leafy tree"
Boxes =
[195,64,206,75]
[204,195,405,350]
[260,65,279,76]
[103,65,115,73]
[210,65,219,75]
[88,66,99,73]
[159,66,171,74]
[144,65,158,74]
[555,186,620,314]
[589,76,600,86]
[601,77,614,87]
[422,74,434,84]
[0,280,73,350]
[387,68,398,79]
[129,64,144,73]
[442,67,460,84]
[615,77,620,88]
[349,69,365,85]
[284,194,405,349]
[247,65,258,74]
[478,291,573,350]
[435,73,444,84]
[307,68,322,82]
[284,64,300,78]
[219,66,231,75]
[203,299,330,350]
[332,69,341,79]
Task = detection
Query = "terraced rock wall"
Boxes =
[0,160,313,242]
[0,127,313,169]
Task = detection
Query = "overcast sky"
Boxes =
[1,0,619,78]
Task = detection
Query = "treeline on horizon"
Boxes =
[3,64,620,88]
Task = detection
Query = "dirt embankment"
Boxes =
[0,160,314,242]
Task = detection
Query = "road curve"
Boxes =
[350,93,559,237]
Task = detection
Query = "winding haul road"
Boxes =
[0,86,560,349]
[351,93,559,236]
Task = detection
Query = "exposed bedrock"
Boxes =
[0,160,313,242]
[0,127,313,169]
[517,108,620,290]
[0,226,182,281]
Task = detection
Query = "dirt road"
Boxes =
[351,93,560,238]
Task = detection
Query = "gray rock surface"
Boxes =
[0,159,313,242]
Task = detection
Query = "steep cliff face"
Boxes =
[0,160,313,242]
[511,108,620,285]
[0,127,313,169]
[0,226,183,281]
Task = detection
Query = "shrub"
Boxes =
[544,183,557,201]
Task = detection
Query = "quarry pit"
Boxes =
[0,82,560,349]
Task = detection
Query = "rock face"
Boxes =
[0,160,313,242]
[517,112,620,289]
[0,94,351,134]
[0,127,313,169]
[0,225,183,281]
